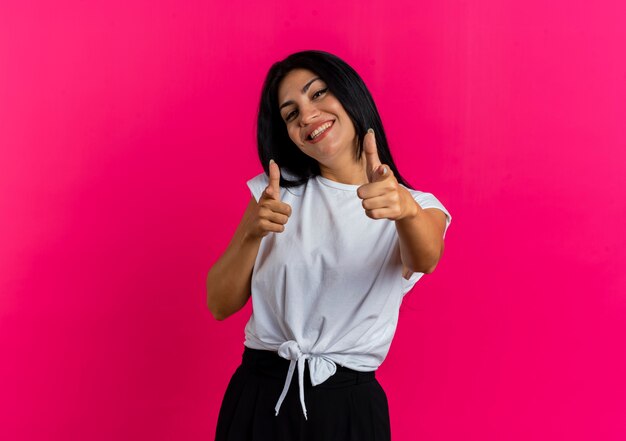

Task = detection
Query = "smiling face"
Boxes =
[277,68,358,165]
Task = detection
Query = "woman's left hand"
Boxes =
[356,129,418,221]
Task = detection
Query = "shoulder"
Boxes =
[246,172,270,202]
[400,184,453,238]
[247,171,269,187]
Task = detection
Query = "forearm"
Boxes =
[395,187,443,274]
[206,231,261,321]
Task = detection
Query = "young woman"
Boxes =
[207,50,452,441]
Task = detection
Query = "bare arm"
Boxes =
[357,129,447,277]
[206,160,291,321]
[397,187,447,274]
[206,196,261,321]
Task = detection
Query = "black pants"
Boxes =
[215,346,392,440]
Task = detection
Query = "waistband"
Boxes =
[240,344,376,420]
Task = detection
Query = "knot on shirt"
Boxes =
[274,340,337,420]
[277,340,305,362]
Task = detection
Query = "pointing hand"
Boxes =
[357,129,417,221]
[249,159,292,239]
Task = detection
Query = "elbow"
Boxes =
[422,262,438,274]
[417,246,443,274]
[206,298,220,320]
[413,258,437,274]
[206,294,227,321]
[206,274,239,321]
[423,242,445,274]
[211,309,227,321]
[410,261,437,274]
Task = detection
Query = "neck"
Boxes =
[318,146,368,185]
[318,139,369,185]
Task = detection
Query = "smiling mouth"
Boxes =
[306,121,334,141]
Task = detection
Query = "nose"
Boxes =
[299,103,320,127]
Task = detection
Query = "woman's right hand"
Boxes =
[246,160,292,239]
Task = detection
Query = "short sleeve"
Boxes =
[403,187,452,239]
[246,172,270,202]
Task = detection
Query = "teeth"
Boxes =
[310,122,332,139]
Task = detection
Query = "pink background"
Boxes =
[1,1,625,440]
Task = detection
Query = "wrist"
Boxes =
[241,227,263,245]
[397,187,420,221]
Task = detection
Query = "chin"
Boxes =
[314,145,342,160]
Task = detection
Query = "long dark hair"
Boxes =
[257,50,413,190]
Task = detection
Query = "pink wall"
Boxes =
[1,1,625,440]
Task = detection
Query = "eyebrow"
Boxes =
[279,77,322,111]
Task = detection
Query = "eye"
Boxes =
[285,110,297,122]
[283,88,328,123]
[312,88,328,99]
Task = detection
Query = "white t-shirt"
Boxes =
[242,171,452,419]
